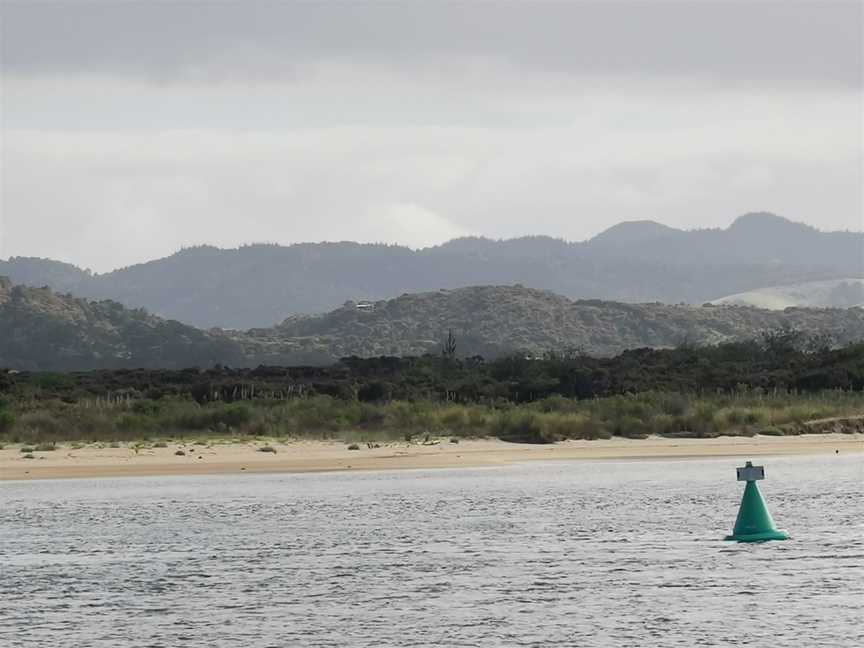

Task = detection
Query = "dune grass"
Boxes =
[0,389,861,446]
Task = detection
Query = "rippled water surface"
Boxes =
[2,455,862,647]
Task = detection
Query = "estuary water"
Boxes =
[1,455,862,647]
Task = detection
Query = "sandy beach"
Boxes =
[0,433,860,481]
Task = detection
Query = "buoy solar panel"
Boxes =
[725,461,790,543]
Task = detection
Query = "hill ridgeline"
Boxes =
[2,212,861,329]
[238,285,864,364]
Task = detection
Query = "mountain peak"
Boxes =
[3,213,860,330]
[589,220,681,247]
[428,236,498,253]
[728,212,814,233]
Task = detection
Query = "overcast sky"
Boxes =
[1,1,862,272]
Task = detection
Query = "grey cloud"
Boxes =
[2,1,861,87]
[1,2,861,271]
[3,107,861,271]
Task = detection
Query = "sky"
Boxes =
[1,1,862,272]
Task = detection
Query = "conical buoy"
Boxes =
[724,461,789,542]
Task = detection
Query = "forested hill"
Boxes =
[0,277,244,371]
[238,285,864,364]
[3,278,863,372]
[2,212,862,329]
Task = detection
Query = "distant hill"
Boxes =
[2,278,863,371]
[0,277,243,371]
[586,219,685,251]
[0,257,95,296]
[237,285,864,364]
[2,212,861,328]
[713,278,864,310]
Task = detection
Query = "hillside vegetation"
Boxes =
[2,212,861,328]
[240,285,864,363]
[0,278,244,371]
[2,338,863,444]
[2,278,863,371]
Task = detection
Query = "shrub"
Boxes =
[743,410,767,425]
[357,381,389,402]
[466,407,489,432]
[244,419,273,437]
[568,416,611,440]
[723,408,748,426]
[174,449,186,456]
[0,410,14,434]
[355,403,386,428]
[131,400,162,416]
[438,407,468,431]
[534,395,581,414]
[759,426,786,436]
[347,443,360,450]
[173,403,253,431]
[613,416,649,439]
[658,393,690,417]
[29,373,73,391]
[683,404,719,438]
[649,414,678,436]
[216,403,254,428]
[115,413,155,434]
[16,411,63,440]
[258,445,277,454]
[542,413,609,440]
[494,412,557,444]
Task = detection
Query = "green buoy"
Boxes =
[724,461,790,543]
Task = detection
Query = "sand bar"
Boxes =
[1,433,861,481]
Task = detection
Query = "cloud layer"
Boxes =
[1,2,861,271]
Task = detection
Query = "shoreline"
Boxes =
[1,433,861,481]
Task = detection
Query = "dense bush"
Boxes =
[115,413,156,433]
[0,388,860,444]
[15,411,63,440]
[0,411,13,433]
[493,412,555,444]
[172,403,253,431]
[0,399,13,433]
[1,338,862,444]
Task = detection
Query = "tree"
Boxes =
[441,329,457,359]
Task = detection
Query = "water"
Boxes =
[1,455,862,647]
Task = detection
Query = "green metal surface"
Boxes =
[724,480,789,543]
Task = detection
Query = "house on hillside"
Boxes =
[342,300,375,311]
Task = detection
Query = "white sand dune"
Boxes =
[712,278,864,310]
